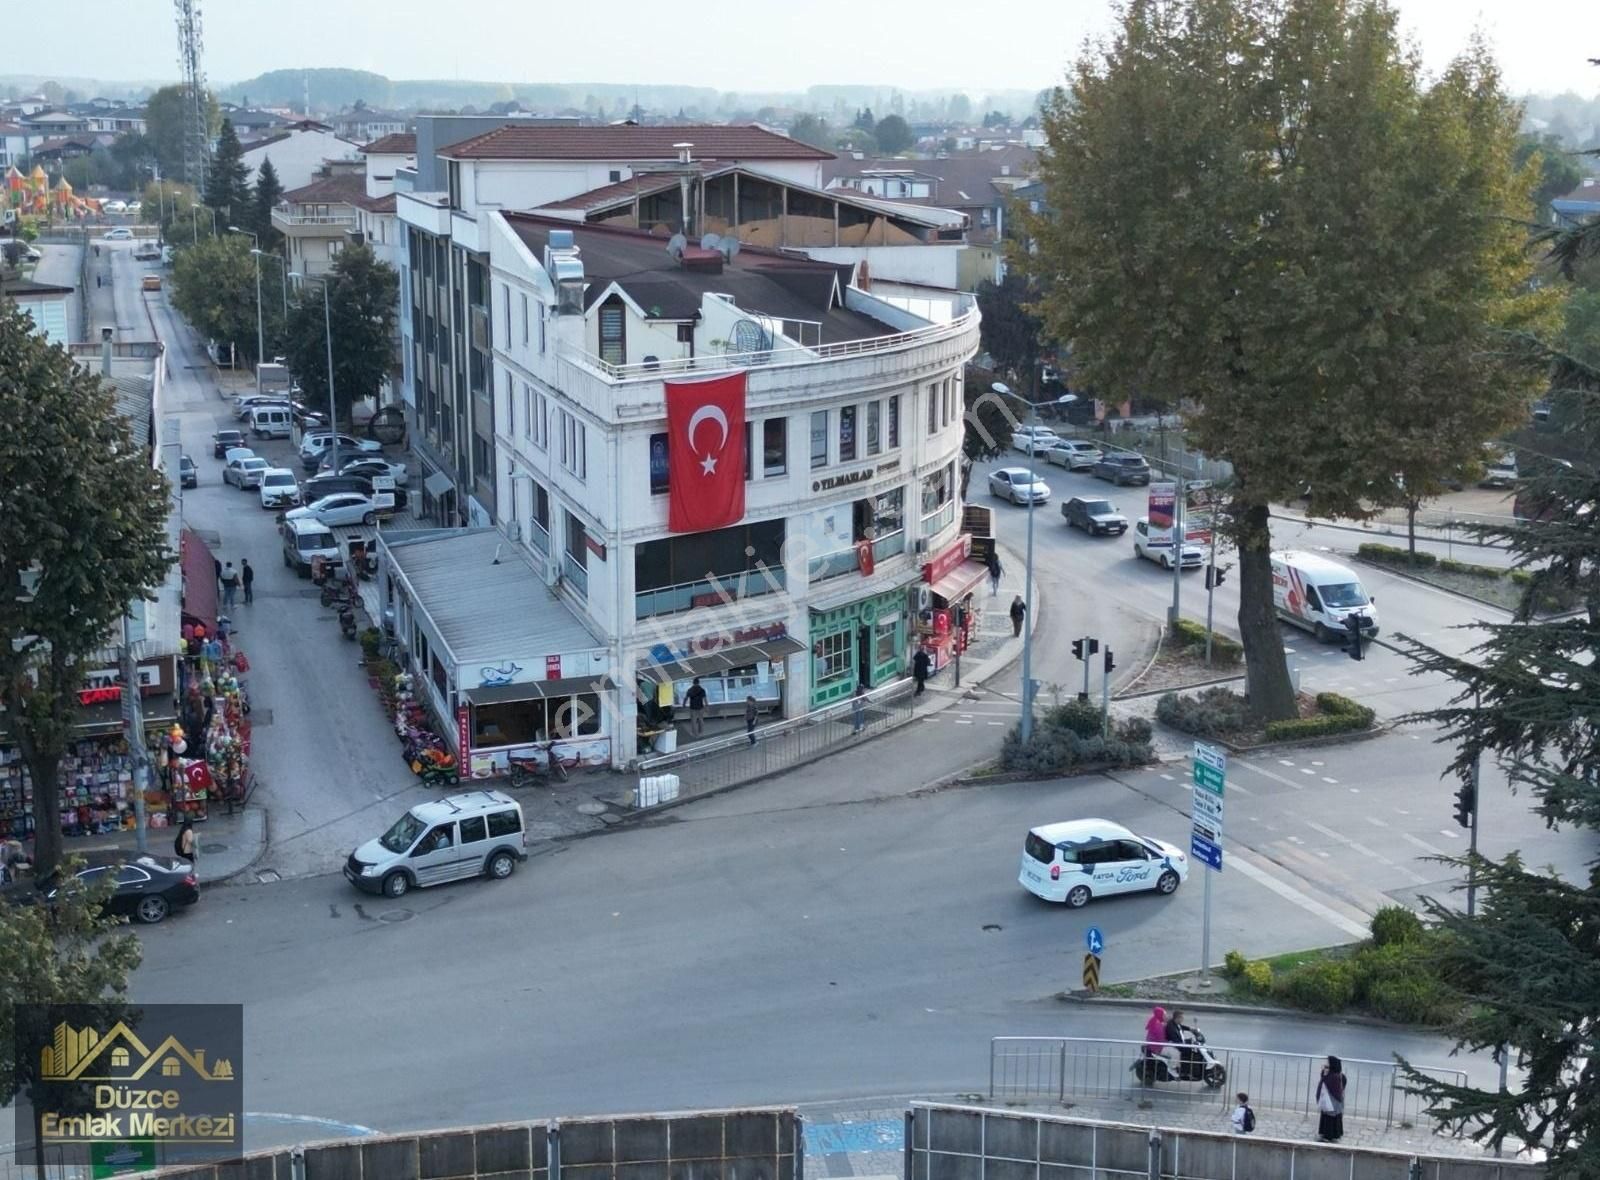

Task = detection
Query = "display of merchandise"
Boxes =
[0,738,146,839]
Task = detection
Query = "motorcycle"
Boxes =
[338,605,357,640]
[1132,1025,1226,1089]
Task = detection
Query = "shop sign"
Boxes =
[456,707,471,764]
[77,665,159,706]
[1148,482,1177,530]
[922,534,973,584]
[647,621,788,667]
[811,457,901,495]
[545,655,562,680]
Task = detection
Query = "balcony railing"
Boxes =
[635,566,787,620]
[872,529,907,562]
[273,210,357,227]
[808,546,860,583]
[920,502,956,540]
[561,553,588,598]
[569,304,979,383]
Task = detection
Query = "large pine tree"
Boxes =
[1394,208,1600,1176]
[203,117,249,228]
[251,155,285,250]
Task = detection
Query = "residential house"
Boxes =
[377,214,981,774]
[241,120,363,190]
[3,277,73,343]
[334,108,408,144]
[1552,177,1600,228]
[21,110,92,136]
[85,107,147,136]
[0,123,41,170]
[29,135,114,164]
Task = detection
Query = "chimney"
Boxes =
[674,142,693,165]
[101,325,114,376]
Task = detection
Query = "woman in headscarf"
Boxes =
[1315,1054,1346,1142]
[1143,1006,1177,1072]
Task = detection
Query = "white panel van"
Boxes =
[250,405,293,439]
[1271,551,1379,642]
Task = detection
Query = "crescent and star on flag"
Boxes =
[687,404,729,475]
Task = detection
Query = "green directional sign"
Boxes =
[92,1141,157,1177]
[1193,742,1226,796]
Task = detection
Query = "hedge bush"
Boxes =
[1262,712,1371,741]
[1274,960,1357,1013]
[1170,618,1243,664]
[1437,558,1502,580]
[1358,543,1436,569]
[1046,699,1105,739]
[999,714,1154,774]
[1223,949,1248,980]
[1371,905,1425,947]
[1316,692,1372,721]
[1241,960,1273,995]
[1156,687,1251,737]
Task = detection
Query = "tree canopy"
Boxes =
[1022,0,1551,719]
[203,118,250,227]
[874,114,913,154]
[251,157,285,250]
[976,274,1045,396]
[142,84,220,183]
[0,303,173,877]
[171,234,275,367]
[282,244,399,426]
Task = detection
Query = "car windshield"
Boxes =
[244,459,267,470]
[1320,582,1369,608]
[1084,501,1115,514]
[264,472,293,486]
[379,811,426,853]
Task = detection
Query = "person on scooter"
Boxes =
[1144,1006,1179,1072]
[1164,1008,1193,1077]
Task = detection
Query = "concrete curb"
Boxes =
[1269,506,1505,552]
[1052,991,1432,1033]
[1115,672,1247,702]
[198,806,271,887]
[1346,554,1521,620]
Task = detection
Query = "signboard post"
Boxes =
[1191,742,1226,987]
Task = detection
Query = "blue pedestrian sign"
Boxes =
[1085,926,1105,955]
[1190,832,1223,871]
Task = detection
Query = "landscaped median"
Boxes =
[1085,906,1464,1027]
[999,700,1157,775]
[1354,542,1577,614]
[1155,686,1377,749]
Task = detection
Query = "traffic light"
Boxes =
[1453,780,1476,829]
[1072,638,1084,661]
[1072,637,1101,661]
[1345,613,1365,661]
[1104,648,1115,674]
[1206,564,1227,590]
[1089,638,1100,656]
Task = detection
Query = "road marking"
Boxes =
[1311,760,1325,767]
[1299,768,1316,776]
[1402,833,1448,857]
[1364,816,1387,829]
[1277,758,1295,767]
[1322,776,1338,784]
[986,721,1004,726]
[954,719,972,725]
[1288,835,1304,844]
[1348,788,1360,793]
[1226,852,1370,938]
[1438,829,1462,839]
[1236,758,1307,792]
[1304,820,1429,884]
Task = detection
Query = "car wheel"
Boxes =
[382,872,410,898]
[1313,622,1332,644]
[1156,870,1180,895]
[486,851,516,880]
[1065,884,1092,908]
[1161,553,1172,570]
[362,511,377,525]
[135,895,170,924]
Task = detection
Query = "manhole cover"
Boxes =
[255,869,281,883]
[599,812,623,826]
[200,842,228,855]
[378,909,414,923]
[575,802,607,816]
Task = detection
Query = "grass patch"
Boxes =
[1355,543,1578,614]
[1157,688,1375,747]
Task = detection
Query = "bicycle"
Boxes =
[506,743,570,788]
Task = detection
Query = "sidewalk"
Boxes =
[63,805,267,886]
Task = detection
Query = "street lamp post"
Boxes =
[992,382,1039,743]
[289,271,340,472]
[228,227,262,388]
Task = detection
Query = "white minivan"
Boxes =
[250,405,293,439]
[281,516,339,576]
[345,791,526,898]
[1271,550,1379,642]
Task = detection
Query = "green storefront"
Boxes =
[809,585,911,708]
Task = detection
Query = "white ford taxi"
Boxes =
[1019,818,1188,908]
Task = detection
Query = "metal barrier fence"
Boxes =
[634,678,918,803]
[989,1037,1467,1131]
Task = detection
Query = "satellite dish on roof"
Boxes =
[700,232,722,253]
[666,232,687,260]
[730,318,773,363]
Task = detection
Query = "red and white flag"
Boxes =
[666,372,747,533]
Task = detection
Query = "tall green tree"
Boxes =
[1514,132,1587,225]
[251,156,285,248]
[874,114,914,154]
[1022,0,1549,720]
[976,274,1045,397]
[1394,208,1600,1170]
[0,869,142,1179]
[171,235,271,366]
[0,304,173,879]
[203,118,249,226]
[788,114,833,151]
[282,244,399,426]
[142,84,220,183]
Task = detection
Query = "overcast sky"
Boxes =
[11,0,1597,98]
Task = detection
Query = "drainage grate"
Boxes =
[255,869,281,883]
[378,909,414,923]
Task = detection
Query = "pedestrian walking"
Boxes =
[1010,595,1027,638]
[851,682,868,733]
[240,559,254,605]
[744,695,758,746]
[220,562,239,608]
[986,549,1002,596]
[214,557,223,592]
[685,677,708,738]
[912,647,931,696]
[1230,1093,1255,1135]
[1315,1056,1346,1143]
[174,818,196,869]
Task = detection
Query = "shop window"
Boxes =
[810,410,828,469]
[565,510,588,569]
[551,693,602,738]
[649,432,670,494]
[888,394,900,448]
[874,617,899,667]
[532,481,549,530]
[815,629,852,686]
[866,401,881,456]
[839,406,857,462]
[763,418,787,477]
[459,816,487,844]
[431,652,448,699]
[474,699,548,746]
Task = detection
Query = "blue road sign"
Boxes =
[1085,926,1105,955]
[1191,832,1223,872]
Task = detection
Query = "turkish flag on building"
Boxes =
[666,372,746,533]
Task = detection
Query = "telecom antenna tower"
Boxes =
[174,0,210,189]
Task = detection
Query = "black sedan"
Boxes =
[212,429,245,458]
[1062,495,1129,535]
[30,854,200,924]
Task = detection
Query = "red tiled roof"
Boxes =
[359,133,415,155]
[443,123,833,162]
[281,173,369,205]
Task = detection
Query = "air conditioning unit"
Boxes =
[504,519,522,542]
[916,585,932,612]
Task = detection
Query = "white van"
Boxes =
[344,791,526,898]
[250,405,292,439]
[281,516,339,577]
[1271,550,1379,642]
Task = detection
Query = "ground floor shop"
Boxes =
[808,585,915,709]
[914,534,989,677]
[632,620,806,755]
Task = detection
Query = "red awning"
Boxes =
[180,528,218,635]
[929,559,988,605]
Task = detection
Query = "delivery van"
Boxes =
[344,791,526,898]
[250,405,293,439]
[282,516,339,577]
[1271,551,1378,642]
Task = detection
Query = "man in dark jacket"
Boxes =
[912,647,932,695]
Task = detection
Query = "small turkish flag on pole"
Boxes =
[666,372,747,533]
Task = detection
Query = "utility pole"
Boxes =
[1168,472,1185,626]
[993,382,1040,742]
[119,614,149,853]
